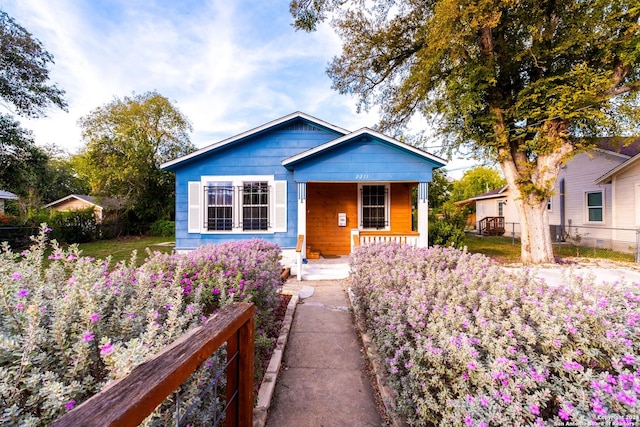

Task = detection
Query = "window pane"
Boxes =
[242,181,269,231]
[587,192,602,207]
[206,182,232,231]
[362,185,387,229]
[589,208,603,222]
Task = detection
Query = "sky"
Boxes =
[1,0,477,177]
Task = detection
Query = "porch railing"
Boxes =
[479,216,505,236]
[51,302,255,427]
[350,229,419,252]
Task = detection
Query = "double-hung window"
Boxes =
[188,176,286,233]
[359,184,389,229]
[242,181,269,231]
[586,191,603,222]
[206,181,233,231]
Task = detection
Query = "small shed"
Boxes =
[0,190,18,215]
[44,195,124,223]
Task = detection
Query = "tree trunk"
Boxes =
[513,193,554,263]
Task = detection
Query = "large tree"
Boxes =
[0,9,67,117]
[75,92,195,222]
[291,0,640,263]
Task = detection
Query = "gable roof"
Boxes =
[161,111,350,170]
[455,186,509,206]
[0,190,18,200]
[592,137,640,158]
[595,152,640,185]
[44,194,125,210]
[281,127,447,169]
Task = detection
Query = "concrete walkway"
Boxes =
[265,278,382,427]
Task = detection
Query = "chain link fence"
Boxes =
[503,222,640,263]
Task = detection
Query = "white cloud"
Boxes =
[0,0,469,173]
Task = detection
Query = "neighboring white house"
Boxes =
[460,138,640,252]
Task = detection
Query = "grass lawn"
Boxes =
[75,236,174,266]
[464,232,636,263]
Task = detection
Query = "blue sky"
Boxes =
[1,0,476,176]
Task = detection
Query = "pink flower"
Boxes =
[558,408,570,420]
[16,288,29,298]
[90,313,101,323]
[530,404,540,415]
[467,362,477,371]
[15,303,24,310]
[12,272,22,280]
[100,343,114,355]
[65,400,75,410]
[622,355,635,365]
[83,333,95,342]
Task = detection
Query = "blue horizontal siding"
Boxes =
[172,123,339,251]
[291,139,436,182]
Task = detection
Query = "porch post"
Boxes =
[418,182,429,247]
[296,182,307,281]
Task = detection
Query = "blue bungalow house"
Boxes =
[161,112,446,267]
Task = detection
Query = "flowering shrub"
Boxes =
[0,226,282,425]
[349,243,640,426]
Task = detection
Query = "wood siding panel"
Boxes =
[306,182,415,255]
[390,183,414,233]
[306,183,357,255]
[550,152,623,228]
[610,163,640,242]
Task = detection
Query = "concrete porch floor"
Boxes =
[292,255,351,281]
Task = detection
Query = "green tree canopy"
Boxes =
[0,9,67,117]
[291,0,640,263]
[0,114,46,196]
[451,166,506,203]
[428,168,452,210]
[74,91,195,223]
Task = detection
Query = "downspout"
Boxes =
[559,178,565,241]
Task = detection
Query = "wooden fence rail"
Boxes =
[51,302,255,427]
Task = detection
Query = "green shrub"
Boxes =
[48,208,97,243]
[149,219,174,237]
[1,227,283,425]
[349,243,640,425]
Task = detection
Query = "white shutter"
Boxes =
[272,180,287,232]
[188,182,202,233]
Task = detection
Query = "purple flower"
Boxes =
[12,272,22,280]
[100,343,114,355]
[530,404,539,415]
[592,397,606,416]
[615,391,637,407]
[16,288,29,298]
[467,362,477,371]
[90,313,101,323]
[15,303,24,310]
[558,408,570,420]
[464,415,473,426]
[83,333,95,342]
[212,288,220,295]
[65,399,75,410]
[622,354,635,365]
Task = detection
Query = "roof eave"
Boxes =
[282,128,448,168]
[595,153,640,185]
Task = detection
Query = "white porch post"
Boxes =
[418,182,429,247]
[296,182,307,281]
